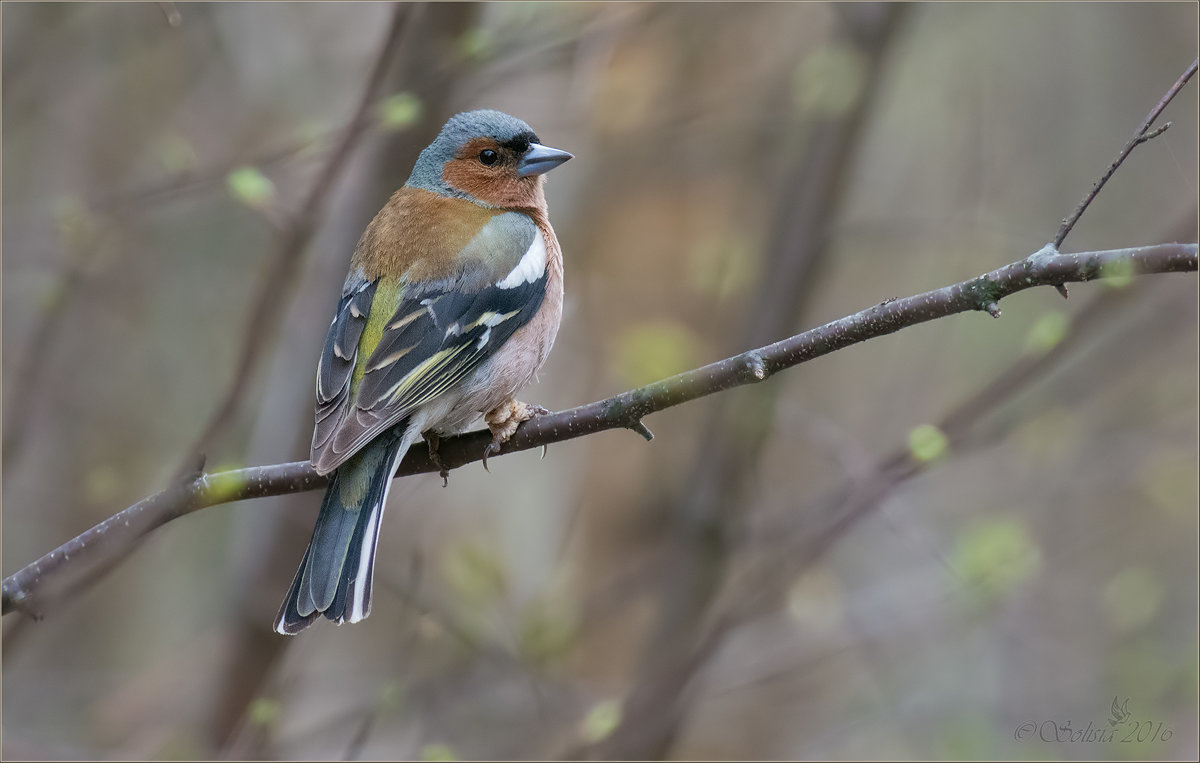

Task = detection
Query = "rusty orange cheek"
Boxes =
[442,158,533,207]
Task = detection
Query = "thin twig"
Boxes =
[3,242,1194,618]
[1054,58,1197,250]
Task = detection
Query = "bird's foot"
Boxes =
[481,399,549,472]
[423,431,450,487]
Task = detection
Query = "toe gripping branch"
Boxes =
[481,402,551,473]
[424,432,450,487]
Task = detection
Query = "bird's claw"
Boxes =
[481,399,550,473]
[423,431,450,487]
[481,440,501,473]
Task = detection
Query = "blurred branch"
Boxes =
[3,242,1195,618]
[758,210,1199,610]
[2,18,401,469]
[612,7,906,757]
[85,4,577,220]
[1,233,109,470]
[695,262,1197,718]
[172,4,414,480]
[566,205,1197,760]
[459,5,653,103]
[570,55,1200,758]
[208,7,486,754]
[804,205,1191,553]
[92,112,382,217]
[100,136,324,214]
[207,7,483,753]
[736,267,1193,626]
[2,9,413,474]
[156,2,182,28]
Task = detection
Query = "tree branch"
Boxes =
[3,241,1194,617]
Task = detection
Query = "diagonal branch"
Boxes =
[3,242,1194,618]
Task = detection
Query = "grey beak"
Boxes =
[517,143,573,177]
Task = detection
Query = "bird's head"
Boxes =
[406,109,572,209]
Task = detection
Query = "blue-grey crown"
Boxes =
[406,109,539,200]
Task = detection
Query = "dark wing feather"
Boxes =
[319,274,546,467]
[360,278,544,409]
[312,280,377,458]
[310,209,547,475]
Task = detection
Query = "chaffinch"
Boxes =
[275,110,572,634]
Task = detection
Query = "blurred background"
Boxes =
[3,2,1197,760]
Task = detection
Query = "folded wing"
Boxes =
[311,212,547,474]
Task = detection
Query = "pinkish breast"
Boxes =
[432,226,564,435]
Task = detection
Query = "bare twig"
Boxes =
[1049,57,1198,300]
[173,4,414,480]
[3,242,1194,618]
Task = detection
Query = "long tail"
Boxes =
[275,430,408,635]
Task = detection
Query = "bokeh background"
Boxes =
[3,2,1197,760]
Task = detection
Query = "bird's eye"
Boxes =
[478,149,498,166]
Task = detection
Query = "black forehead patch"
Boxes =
[500,131,539,153]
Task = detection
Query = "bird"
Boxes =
[274,110,572,635]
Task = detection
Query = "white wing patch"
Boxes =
[496,234,547,289]
[475,310,518,348]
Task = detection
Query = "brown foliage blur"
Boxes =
[3,3,1197,759]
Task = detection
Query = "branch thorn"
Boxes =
[629,420,654,442]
